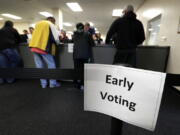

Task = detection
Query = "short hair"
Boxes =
[46,16,55,24]
[23,29,28,33]
[4,20,13,28]
[76,23,84,30]
[124,5,134,12]
[29,27,34,30]
[85,22,90,27]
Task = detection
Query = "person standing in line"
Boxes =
[106,5,145,67]
[27,27,34,42]
[29,17,60,88]
[59,30,69,44]
[0,20,21,84]
[84,22,96,40]
[20,29,29,43]
[73,23,95,90]
[29,27,34,35]
[105,5,145,135]
[95,33,103,44]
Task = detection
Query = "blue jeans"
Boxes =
[32,52,58,87]
[0,48,21,84]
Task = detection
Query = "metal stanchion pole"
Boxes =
[110,118,123,135]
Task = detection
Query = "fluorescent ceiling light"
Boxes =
[1,13,22,20]
[66,2,83,12]
[39,12,53,17]
[152,32,157,35]
[148,28,153,31]
[30,23,36,28]
[0,18,4,20]
[63,22,72,27]
[143,9,161,19]
[112,9,123,17]
[67,31,73,34]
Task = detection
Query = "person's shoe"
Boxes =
[74,83,79,89]
[49,83,61,88]
[0,79,4,85]
[41,84,48,88]
[80,85,84,91]
[6,78,15,84]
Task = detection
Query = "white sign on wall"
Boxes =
[68,43,74,53]
[84,64,166,131]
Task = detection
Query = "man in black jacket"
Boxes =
[106,5,145,66]
[106,5,145,135]
[0,21,21,50]
[0,20,21,84]
[73,23,95,90]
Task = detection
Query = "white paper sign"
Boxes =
[68,43,74,53]
[84,64,166,131]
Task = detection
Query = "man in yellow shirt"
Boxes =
[29,17,60,88]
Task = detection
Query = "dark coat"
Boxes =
[106,11,145,49]
[0,26,21,50]
[73,30,95,59]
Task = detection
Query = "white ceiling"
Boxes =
[0,0,145,35]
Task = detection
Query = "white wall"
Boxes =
[0,22,30,34]
[137,0,180,74]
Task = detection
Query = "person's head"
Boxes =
[96,33,101,38]
[4,20,13,28]
[23,29,28,34]
[29,27,34,34]
[61,30,66,35]
[122,5,134,15]
[46,16,56,24]
[84,22,90,31]
[60,30,67,38]
[76,23,84,31]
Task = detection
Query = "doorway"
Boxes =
[146,15,162,45]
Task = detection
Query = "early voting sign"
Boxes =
[84,64,166,131]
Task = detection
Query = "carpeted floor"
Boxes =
[0,80,179,135]
[0,80,111,135]
[121,86,180,135]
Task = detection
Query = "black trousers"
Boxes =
[73,59,89,86]
[113,49,136,67]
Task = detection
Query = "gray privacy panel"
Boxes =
[18,45,36,68]
[57,45,115,68]
[136,46,170,72]
[18,44,170,72]
[93,46,115,64]
[19,44,116,68]
[58,46,74,68]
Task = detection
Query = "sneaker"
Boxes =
[49,83,61,88]
[6,78,15,84]
[0,78,4,85]
[74,83,79,89]
[41,84,48,88]
[80,85,84,91]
